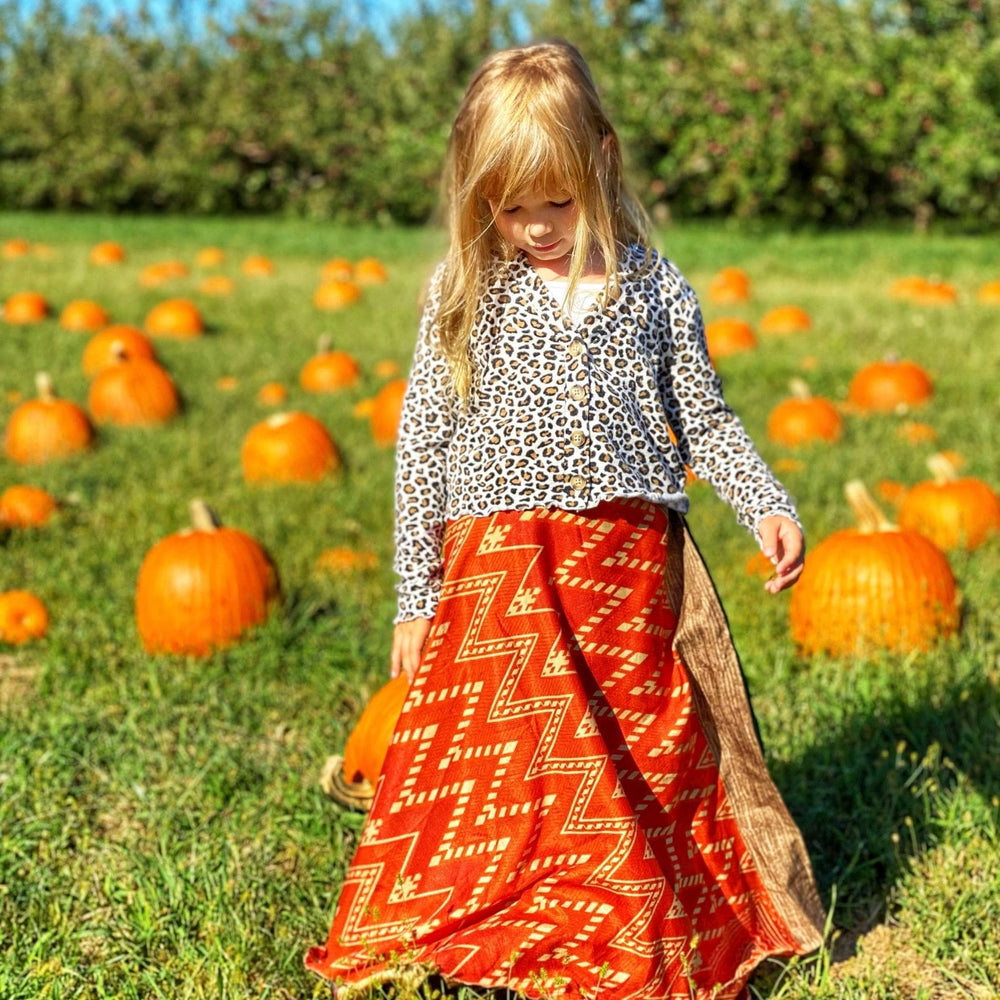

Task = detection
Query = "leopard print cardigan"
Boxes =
[393,245,799,622]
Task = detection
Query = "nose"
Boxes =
[527,216,553,239]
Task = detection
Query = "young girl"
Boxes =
[307,40,824,1000]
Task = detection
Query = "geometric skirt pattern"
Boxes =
[306,499,825,999]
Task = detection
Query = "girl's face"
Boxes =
[489,188,579,276]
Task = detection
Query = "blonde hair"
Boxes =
[434,40,650,401]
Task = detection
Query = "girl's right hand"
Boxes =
[391,617,433,682]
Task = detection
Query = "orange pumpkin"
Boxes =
[299,338,361,392]
[198,275,235,296]
[789,481,959,657]
[144,298,204,338]
[315,547,379,575]
[889,275,929,301]
[313,280,362,311]
[707,266,751,304]
[354,257,388,284]
[321,258,354,282]
[87,352,181,427]
[3,291,50,325]
[759,305,812,335]
[0,485,58,528]
[976,280,1000,304]
[89,240,126,265]
[256,381,288,406]
[374,358,401,379]
[370,378,408,447]
[847,356,933,413]
[897,453,1000,551]
[704,317,757,360]
[895,420,937,445]
[2,238,31,259]
[241,412,341,483]
[82,325,158,377]
[59,299,111,332]
[4,373,95,464]
[135,499,281,656]
[195,246,226,268]
[342,674,410,785]
[766,379,843,447]
[241,254,274,277]
[139,260,189,287]
[0,590,49,644]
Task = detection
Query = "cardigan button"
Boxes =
[570,430,586,447]
[570,475,587,492]
[567,339,585,357]
[569,384,587,401]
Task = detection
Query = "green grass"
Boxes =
[1,212,998,999]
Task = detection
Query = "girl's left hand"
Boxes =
[757,515,805,593]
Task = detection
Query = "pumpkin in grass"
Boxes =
[2,238,31,259]
[87,349,181,427]
[313,279,361,311]
[241,254,274,277]
[139,260,189,287]
[195,246,226,268]
[3,291,49,325]
[199,275,235,296]
[370,378,408,447]
[354,257,388,284]
[910,279,958,306]
[4,373,95,464]
[0,485,58,528]
[299,336,361,392]
[89,240,126,265]
[82,325,157,377]
[144,298,204,338]
[789,481,959,657]
[976,280,1000,304]
[707,266,751,304]
[759,304,812,335]
[315,547,379,575]
[897,453,1000,551]
[766,378,842,447]
[256,381,288,406]
[342,674,410,785]
[135,499,281,656]
[321,257,354,282]
[241,412,341,483]
[847,356,933,413]
[0,590,49,644]
[59,299,111,332]
[704,318,757,360]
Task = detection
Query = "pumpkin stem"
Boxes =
[111,340,128,362]
[189,498,222,532]
[317,333,332,354]
[35,371,55,402]
[845,480,895,534]
[927,452,958,484]
[883,350,901,364]
[788,377,812,400]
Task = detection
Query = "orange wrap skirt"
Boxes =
[306,499,824,999]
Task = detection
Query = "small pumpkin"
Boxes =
[59,299,111,332]
[299,336,361,392]
[313,280,362,311]
[976,280,1000,304]
[87,348,181,427]
[315,547,379,575]
[3,291,50,325]
[343,673,410,786]
[241,254,274,277]
[195,246,226,268]
[2,238,31,259]
[4,373,95,464]
[370,378,408,447]
[846,355,933,413]
[789,481,959,657]
[82,325,158,377]
[897,453,1000,551]
[139,260,189,287]
[320,258,354,282]
[89,241,126,265]
[766,379,843,447]
[707,266,751,305]
[0,485,58,528]
[135,499,281,656]
[256,381,288,406]
[895,420,937,445]
[0,590,49,644]
[704,317,757,360]
[354,257,388,284]
[241,412,341,483]
[199,275,235,296]
[759,304,812,335]
[374,359,401,379]
[144,298,205,338]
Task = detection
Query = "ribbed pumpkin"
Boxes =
[847,356,933,413]
[89,240,126,265]
[0,590,49,644]
[4,373,95,464]
[789,481,959,657]
[760,305,812,335]
[135,499,281,656]
[0,485,58,528]
[82,325,158,377]
[313,279,362,311]
[897,453,1000,551]
[370,378,408,447]
[704,317,757,360]
[707,266,751,304]
[3,291,49,325]
[241,412,341,482]
[144,298,204,338]
[60,299,111,332]
[87,349,181,427]
[299,337,361,392]
[342,674,410,785]
[766,379,843,447]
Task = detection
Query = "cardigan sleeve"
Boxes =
[656,265,802,540]
[392,265,456,622]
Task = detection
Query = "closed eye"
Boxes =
[551,199,573,208]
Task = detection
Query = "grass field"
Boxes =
[1,211,998,999]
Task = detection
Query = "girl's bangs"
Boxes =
[475,126,582,207]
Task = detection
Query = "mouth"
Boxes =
[530,242,561,253]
